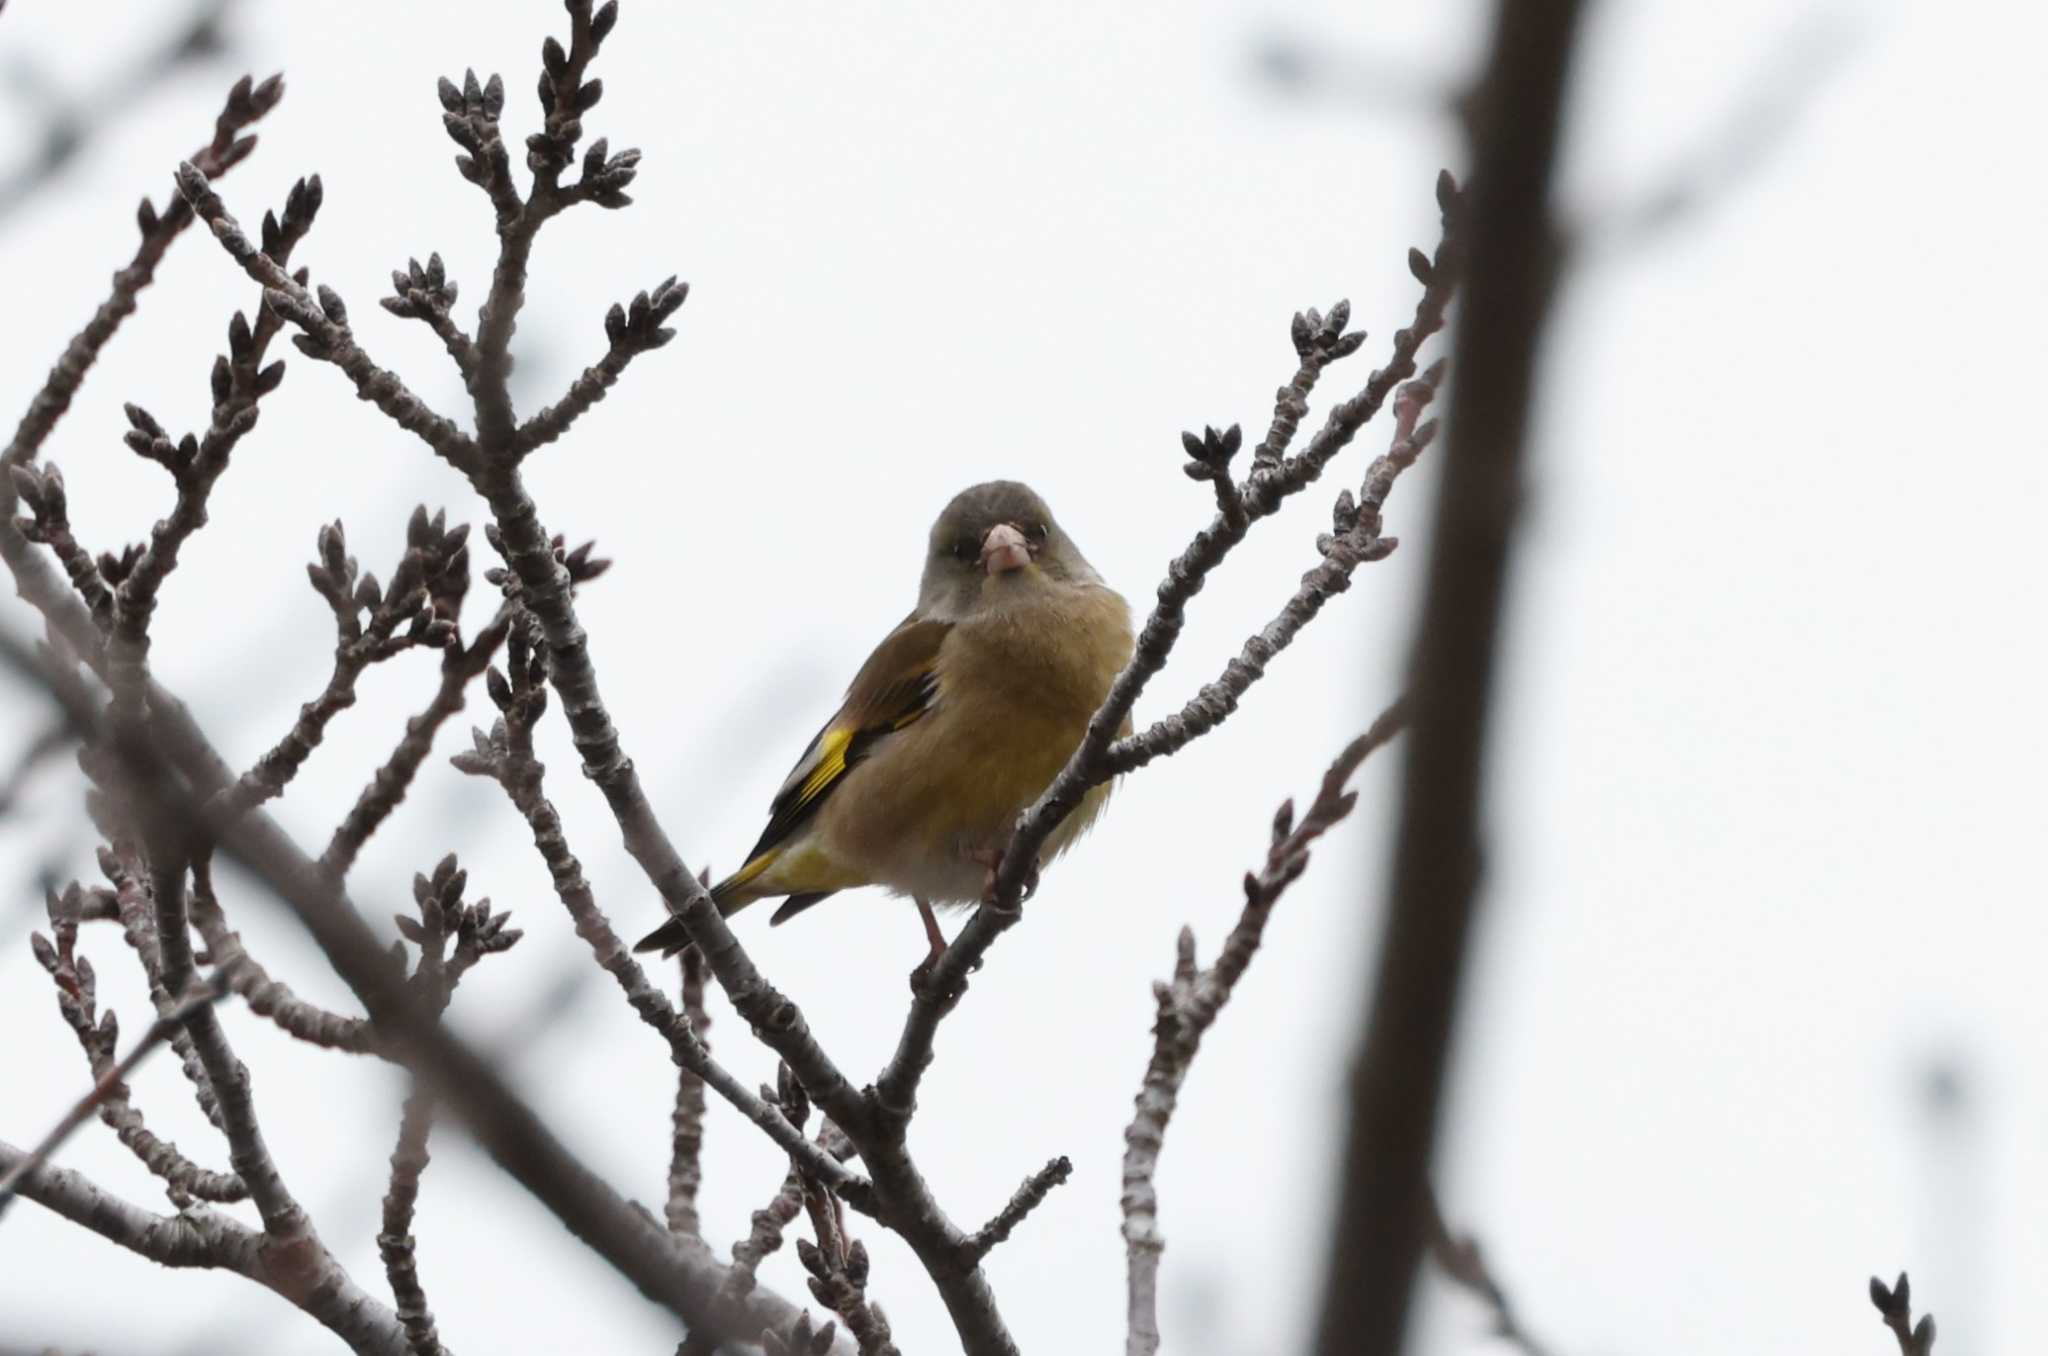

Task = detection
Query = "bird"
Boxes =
[634,480,1134,965]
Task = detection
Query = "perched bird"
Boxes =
[635,480,1134,963]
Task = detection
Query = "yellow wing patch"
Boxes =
[717,848,780,897]
[795,729,853,807]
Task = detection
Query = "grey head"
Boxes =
[916,480,1103,621]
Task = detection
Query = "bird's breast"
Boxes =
[817,582,1133,903]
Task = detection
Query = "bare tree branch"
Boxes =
[514,276,686,454]
[0,1140,411,1355]
[0,973,227,1214]
[213,508,470,821]
[1311,5,1588,1356]
[1110,355,1443,781]
[74,844,229,1144]
[964,1156,1071,1263]
[1124,704,1406,1356]
[874,191,1459,1143]
[450,616,871,1207]
[321,611,511,877]
[191,865,376,1055]
[0,625,823,1351]
[26,888,245,1204]
[379,1088,450,1356]
[381,252,478,383]
[131,9,1466,1353]
[145,845,306,1238]
[175,165,477,470]
[668,944,710,1239]
[1,72,281,477]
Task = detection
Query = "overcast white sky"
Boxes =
[2,1,2043,1353]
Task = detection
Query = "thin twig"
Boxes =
[95,169,320,717]
[874,197,1458,1137]
[1,72,282,475]
[145,845,306,1238]
[0,1139,412,1355]
[173,165,478,471]
[100,840,230,1136]
[0,76,283,742]
[379,1088,450,1356]
[28,891,246,1204]
[451,619,871,1208]
[514,276,686,454]
[1110,360,1444,780]
[796,1231,898,1356]
[0,977,227,1215]
[191,869,377,1054]
[668,944,710,1238]
[1124,705,1406,1356]
[322,611,511,876]
[965,1156,1072,1262]
[0,625,817,1347]
[213,508,471,821]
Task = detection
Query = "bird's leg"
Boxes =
[915,896,947,963]
[909,895,950,993]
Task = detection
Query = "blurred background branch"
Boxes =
[1313,3,1585,1354]
[0,0,241,224]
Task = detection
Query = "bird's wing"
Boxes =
[720,614,949,893]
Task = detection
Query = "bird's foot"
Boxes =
[969,844,1039,907]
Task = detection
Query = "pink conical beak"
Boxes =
[981,522,1031,575]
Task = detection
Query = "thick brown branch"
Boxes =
[1311,6,1586,1356]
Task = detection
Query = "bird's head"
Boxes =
[917,480,1101,620]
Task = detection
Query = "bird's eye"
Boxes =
[1028,522,1049,542]
[950,538,976,563]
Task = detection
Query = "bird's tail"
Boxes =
[631,871,755,957]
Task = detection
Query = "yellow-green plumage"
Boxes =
[635,481,1132,956]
